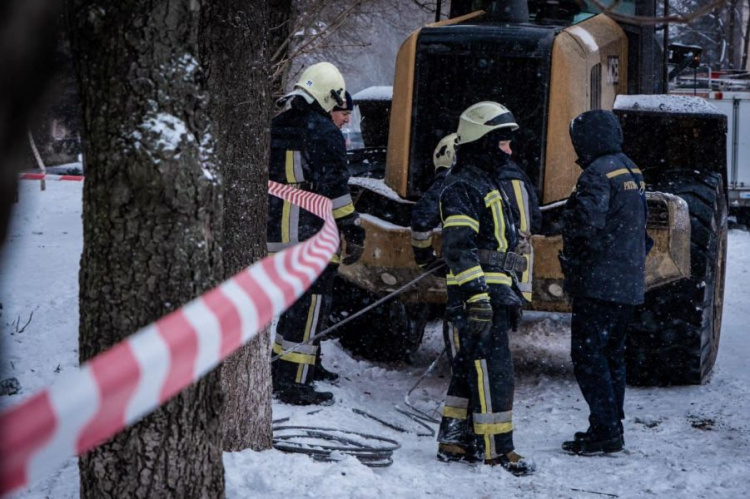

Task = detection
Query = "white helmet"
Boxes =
[433,133,457,170]
[456,101,519,145]
[293,62,346,113]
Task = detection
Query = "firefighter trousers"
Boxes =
[272,264,337,389]
[438,304,516,460]
[571,296,634,439]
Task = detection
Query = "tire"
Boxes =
[331,277,429,363]
[626,170,727,386]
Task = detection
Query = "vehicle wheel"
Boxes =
[626,170,727,386]
[330,277,429,363]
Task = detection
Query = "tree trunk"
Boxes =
[70,1,225,497]
[200,0,273,452]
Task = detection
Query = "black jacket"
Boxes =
[561,110,648,305]
[410,168,449,262]
[267,97,358,256]
[439,148,523,308]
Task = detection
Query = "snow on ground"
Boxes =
[2,181,750,498]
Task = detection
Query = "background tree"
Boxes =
[200,0,273,452]
[69,1,225,496]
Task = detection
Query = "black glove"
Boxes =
[466,299,493,336]
[341,220,365,265]
[412,245,437,269]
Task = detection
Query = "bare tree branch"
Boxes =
[586,0,726,26]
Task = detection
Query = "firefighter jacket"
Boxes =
[439,151,525,308]
[494,162,542,301]
[561,110,648,305]
[411,168,449,264]
[267,97,359,260]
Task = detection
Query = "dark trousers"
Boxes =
[571,296,634,439]
[439,298,515,459]
[272,264,337,388]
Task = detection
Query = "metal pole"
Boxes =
[271,263,446,362]
[435,0,442,23]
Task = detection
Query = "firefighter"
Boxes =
[330,91,353,130]
[436,101,535,476]
[268,62,365,406]
[410,132,456,271]
[559,110,650,454]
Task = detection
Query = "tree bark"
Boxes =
[200,0,273,452]
[70,1,225,497]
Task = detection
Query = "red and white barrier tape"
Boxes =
[0,181,339,496]
[19,173,84,182]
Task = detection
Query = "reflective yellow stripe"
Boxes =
[272,342,316,365]
[455,266,484,285]
[474,359,490,460]
[446,274,458,285]
[467,292,489,303]
[411,236,433,248]
[474,422,514,435]
[443,406,468,419]
[443,215,479,233]
[484,272,512,285]
[484,190,502,206]
[606,167,642,179]
[297,295,320,382]
[285,150,296,183]
[475,360,487,413]
[281,201,291,243]
[512,180,528,233]
[486,191,508,252]
[333,203,355,219]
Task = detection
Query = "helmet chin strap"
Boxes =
[330,89,344,107]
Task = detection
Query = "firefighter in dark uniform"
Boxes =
[559,110,650,454]
[411,133,456,270]
[436,102,535,476]
[268,62,365,406]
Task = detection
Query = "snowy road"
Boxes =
[2,181,749,498]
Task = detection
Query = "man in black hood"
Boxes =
[560,110,650,454]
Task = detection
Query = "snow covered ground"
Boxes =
[2,180,749,498]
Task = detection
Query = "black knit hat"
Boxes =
[332,91,353,112]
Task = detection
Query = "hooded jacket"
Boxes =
[561,110,648,305]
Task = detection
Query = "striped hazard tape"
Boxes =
[19,173,84,182]
[0,181,339,496]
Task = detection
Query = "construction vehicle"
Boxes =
[332,0,729,386]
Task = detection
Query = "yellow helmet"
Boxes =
[456,101,519,145]
[294,62,346,113]
[433,133,457,170]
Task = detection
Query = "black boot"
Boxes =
[574,422,625,445]
[274,383,334,406]
[437,442,480,464]
[563,433,623,455]
[485,451,536,476]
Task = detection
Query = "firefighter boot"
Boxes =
[274,383,334,406]
[437,443,480,464]
[485,451,536,476]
